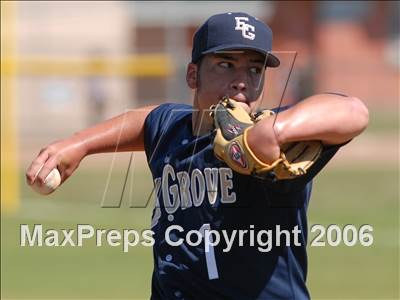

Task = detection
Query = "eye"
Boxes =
[249,66,262,74]
[218,62,232,68]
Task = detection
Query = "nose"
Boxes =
[230,72,248,92]
[231,81,246,92]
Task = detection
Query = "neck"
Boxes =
[192,96,213,136]
[192,110,213,136]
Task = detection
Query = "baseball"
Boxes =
[31,168,61,195]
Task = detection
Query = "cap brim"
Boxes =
[202,44,280,68]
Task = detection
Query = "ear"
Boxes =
[186,63,198,89]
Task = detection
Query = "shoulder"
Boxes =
[149,103,193,119]
[146,102,191,127]
[146,102,193,128]
[144,102,193,156]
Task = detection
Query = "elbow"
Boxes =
[349,96,369,135]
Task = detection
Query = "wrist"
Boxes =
[247,118,280,164]
[273,117,287,145]
[70,133,90,157]
[256,115,280,147]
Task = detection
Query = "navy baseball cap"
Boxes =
[191,12,280,67]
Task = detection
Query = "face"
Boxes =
[186,50,267,113]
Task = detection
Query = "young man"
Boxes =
[27,12,368,299]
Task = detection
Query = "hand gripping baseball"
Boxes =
[26,138,87,195]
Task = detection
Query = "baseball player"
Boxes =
[26,12,369,299]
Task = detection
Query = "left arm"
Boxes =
[246,93,369,164]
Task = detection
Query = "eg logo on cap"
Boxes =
[235,17,255,40]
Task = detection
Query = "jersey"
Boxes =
[143,103,343,300]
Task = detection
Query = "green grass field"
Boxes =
[1,164,398,299]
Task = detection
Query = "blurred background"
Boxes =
[1,1,398,299]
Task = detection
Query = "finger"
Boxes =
[35,157,59,186]
[59,167,73,184]
[26,151,49,185]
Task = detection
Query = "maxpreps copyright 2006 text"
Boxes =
[19,223,373,253]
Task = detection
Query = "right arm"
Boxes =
[26,105,157,187]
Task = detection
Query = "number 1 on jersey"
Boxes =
[199,224,219,280]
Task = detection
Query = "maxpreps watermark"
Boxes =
[20,224,374,253]
[20,224,302,253]
[20,224,155,253]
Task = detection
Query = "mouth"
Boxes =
[224,95,251,113]
[225,93,249,104]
